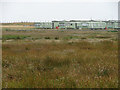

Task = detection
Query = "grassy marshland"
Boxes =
[2,29,118,88]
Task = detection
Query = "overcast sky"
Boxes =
[0,0,119,23]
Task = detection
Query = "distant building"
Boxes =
[34,20,119,30]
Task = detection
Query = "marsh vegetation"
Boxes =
[2,28,118,88]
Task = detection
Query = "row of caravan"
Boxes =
[34,20,119,30]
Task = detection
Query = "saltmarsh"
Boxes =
[2,29,118,88]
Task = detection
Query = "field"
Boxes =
[2,27,118,88]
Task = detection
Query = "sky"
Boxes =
[0,0,119,23]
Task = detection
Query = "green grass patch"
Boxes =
[2,35,30,40]
[108,31,118,32]
[64,36,80,40]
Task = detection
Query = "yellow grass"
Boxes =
[2,29,118,88]
[2,40,118,88]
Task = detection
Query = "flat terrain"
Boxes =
[2,28,118,88]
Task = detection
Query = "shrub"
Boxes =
[25,47,30,50]
[81,37,87,39]
[44,37,50,39]
[55,37,59,40]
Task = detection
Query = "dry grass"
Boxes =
[2,29,118,88]
[2,40,118,88]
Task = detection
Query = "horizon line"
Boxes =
[0,19,119,23]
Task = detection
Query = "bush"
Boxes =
[25,47,30,50]
[55,37,59,40]
[81,37,87,39]
[44,37,50,39]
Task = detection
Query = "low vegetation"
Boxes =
[2,40,118,88]
[2,29,118,88]
[2,35,30,40]
[44,37,51,39]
